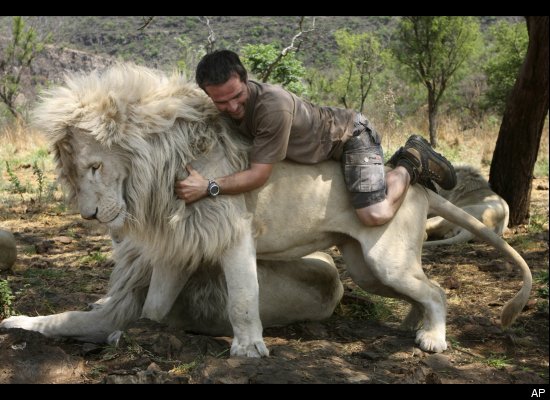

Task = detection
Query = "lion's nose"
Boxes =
[81,207,98,220]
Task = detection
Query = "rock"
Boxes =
[422,353,453,371]
[53,236,73,244]
[0,230,17,271]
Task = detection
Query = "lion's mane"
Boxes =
[32,64,252,322]
[436,164,494,203]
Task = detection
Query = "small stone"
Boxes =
[53,236,73,244]
[147,362,162,372]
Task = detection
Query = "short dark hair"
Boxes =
[195,49,248,90]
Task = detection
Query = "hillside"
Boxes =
[0,16,522,72]
[0,16,524,114]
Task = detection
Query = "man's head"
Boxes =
[196,50,248,89]
[196,50,249,120]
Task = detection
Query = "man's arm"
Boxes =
[175,163,273,204]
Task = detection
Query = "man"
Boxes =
[175,50,456,227]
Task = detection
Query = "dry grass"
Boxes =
[0,122,62,228]
[0,120,48,156]
[381,113,549,174]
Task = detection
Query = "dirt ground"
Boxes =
[0,176,548,384]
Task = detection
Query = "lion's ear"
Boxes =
[98,92,127,145]
[104,92,120,120]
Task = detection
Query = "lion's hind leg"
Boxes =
[342,235,448,353]
[374,257,447,353]
[410,280,447,353]
[378,266,447,352]
[400,302,424,331]
[340,240,424,332]
[258,252,344,327]
[425,216,459,240]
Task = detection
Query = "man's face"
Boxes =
[204,75,249,120]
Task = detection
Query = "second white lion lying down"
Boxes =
[90,251,343,337]
[424,164,510,247]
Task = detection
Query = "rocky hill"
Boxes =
[0,16,522,109]
[1,16,400,69]
[1,44,115,107]
[1,16,522,72]
[31,45,114,86]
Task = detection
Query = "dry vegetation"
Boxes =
[0,118,548,384]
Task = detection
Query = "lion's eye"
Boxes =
[91,163,102,174]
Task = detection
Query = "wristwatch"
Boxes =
[207,179,220,197]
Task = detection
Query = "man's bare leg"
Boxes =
[355,166,410,226]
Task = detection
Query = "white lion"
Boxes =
[0,64,531,357]
[424,164,510,247]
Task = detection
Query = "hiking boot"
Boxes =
[388,146,439,192]
[395,134,456,190]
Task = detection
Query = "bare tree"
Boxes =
[334,29,384,113]
[0,16,49,120]
[489,16,549,225]
[198,17,216,54]
[260,16,315,83]
[393,17,480,147]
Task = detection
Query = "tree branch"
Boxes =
[137,16,154,31]
[262,16,315,82]
[198,17,216,53]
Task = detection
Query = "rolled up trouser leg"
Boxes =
[342,127,386,209]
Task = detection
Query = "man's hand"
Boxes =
[175,165,209,204]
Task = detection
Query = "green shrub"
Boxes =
[0,280,14,319]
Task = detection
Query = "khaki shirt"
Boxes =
[233,80,356,164]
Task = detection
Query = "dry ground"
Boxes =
[0,158,547,384]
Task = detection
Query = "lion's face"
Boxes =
[65,130,129,232]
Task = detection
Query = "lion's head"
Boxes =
[33,63,250,265]
[435,163,490,203]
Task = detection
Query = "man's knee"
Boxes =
[350,189,386,210]
[355,204,393,226]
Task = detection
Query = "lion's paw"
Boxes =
[0,315,34,330]
[230,340,270,358]
[415,329,447,353]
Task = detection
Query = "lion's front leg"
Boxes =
[0,308,128,343]
[141,264,190,322]
[221,228,269,358]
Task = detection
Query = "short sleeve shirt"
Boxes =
[233,81,356,164]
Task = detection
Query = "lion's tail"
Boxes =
[426,190,532,328]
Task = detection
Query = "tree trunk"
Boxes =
[489,16,549,226]
[7,104,23,121]
[427,89,438,147]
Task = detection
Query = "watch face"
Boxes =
[208,181,220,196]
